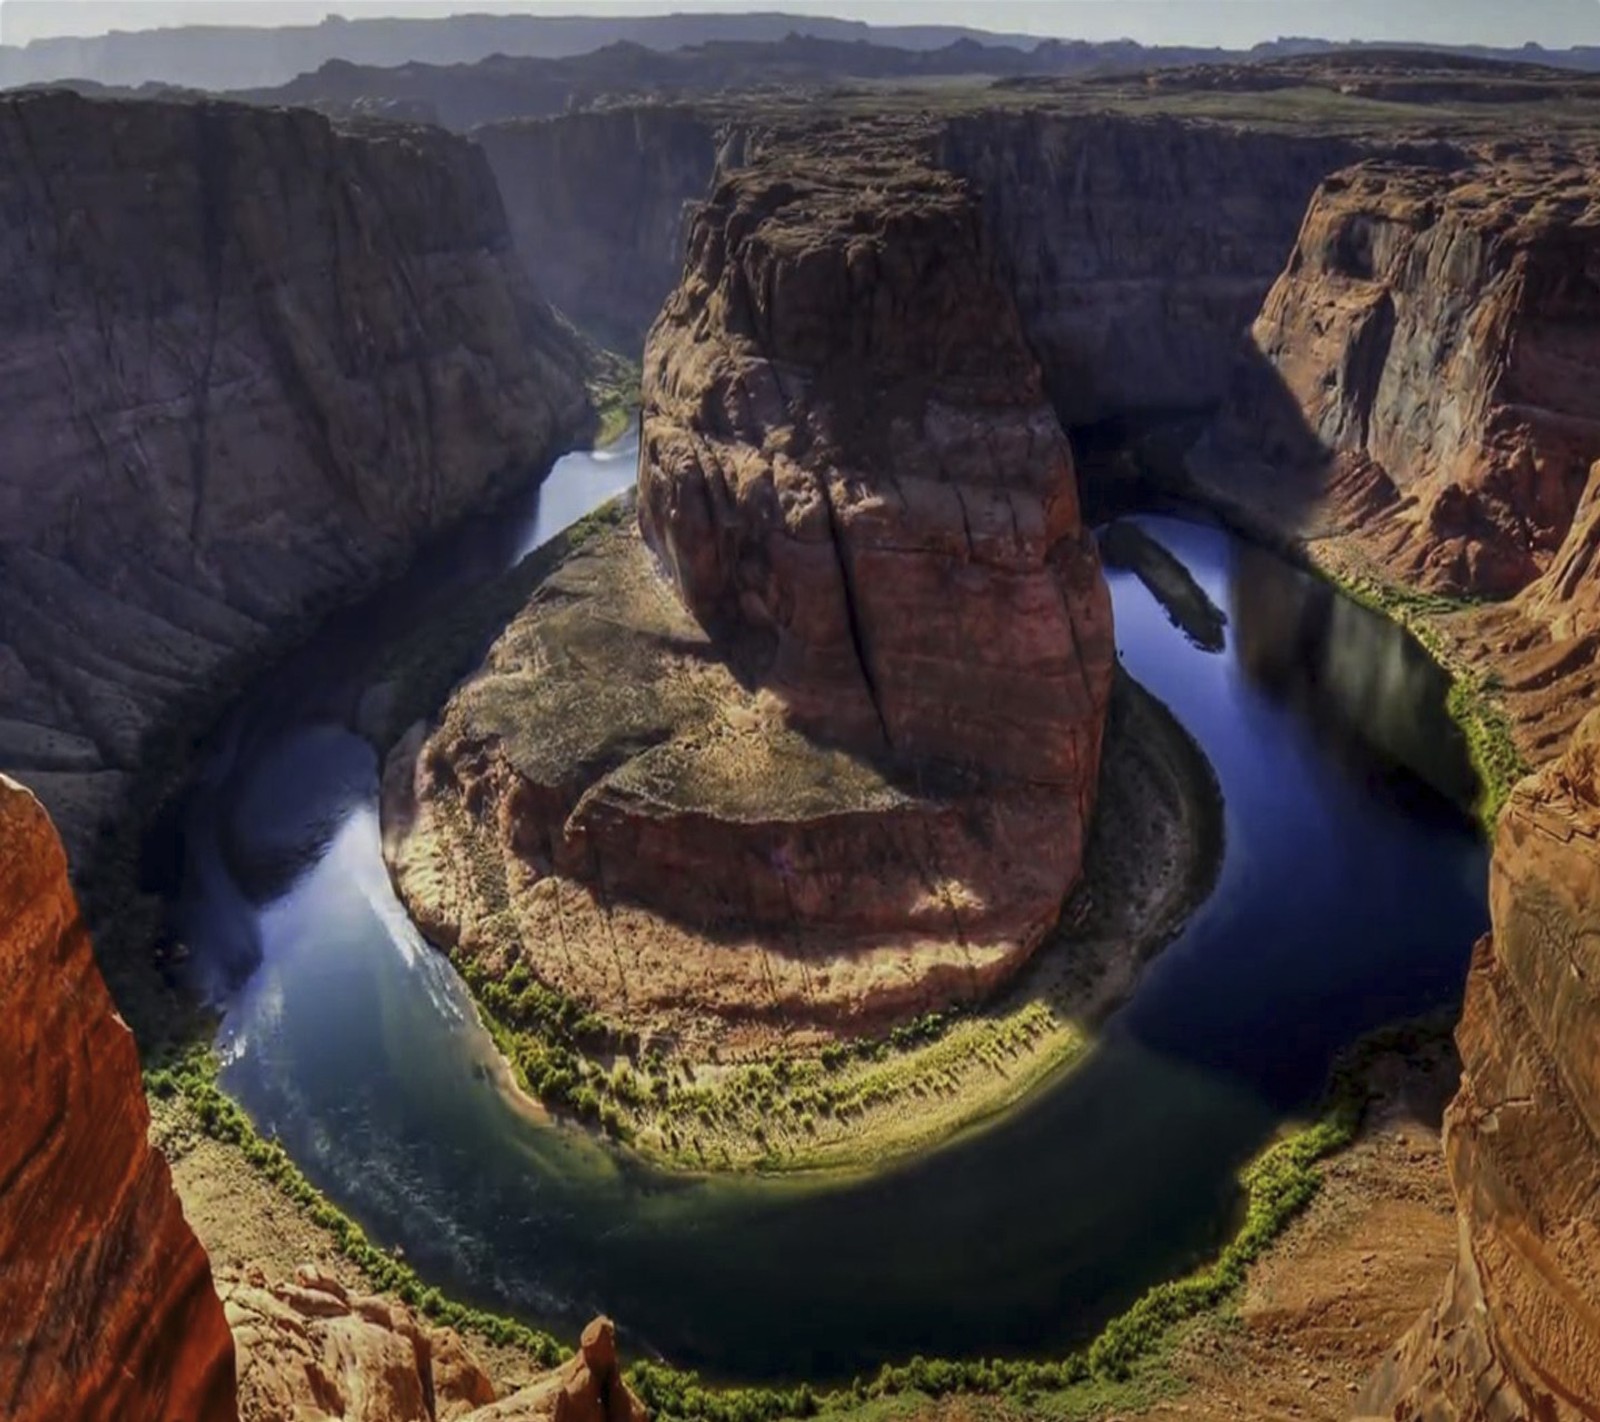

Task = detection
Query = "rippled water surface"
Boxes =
[170,448,1488,1382]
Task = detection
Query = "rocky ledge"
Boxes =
[384,138,1114,1056]
[226,1269,643,1422]
[1361,709,1600,1420]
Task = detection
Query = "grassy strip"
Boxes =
[143,990,1436,1419]
[144,1044,567,1367]
[1322,567,1527,832]
[585,352,640,448]
[621,1020,1439,1421]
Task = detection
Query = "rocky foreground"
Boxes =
[386,134,1115,1053]
[0,90,593,861]
[0,776,236,1422]
[0,774,645,1422]
[1361,712,1600,1420]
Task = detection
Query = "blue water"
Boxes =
[170,456,1488,1383]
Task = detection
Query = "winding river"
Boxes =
[168,438,1489,1384]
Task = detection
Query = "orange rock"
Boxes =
[0,775,238,1422]
[385,138,1114,1056]
[1362,711,1600,1419]
[1227,153,1600,601]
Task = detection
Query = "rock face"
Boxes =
[639,148,1112,785]
[0,775,237,1422]
[0,89,592,859]
[1221,152,1600,599]
[475,106,724,352]
[1362,710,1600,1420]
[386,140,1115,1052]
[938,112,1365,428]
[224,1267,644,1422]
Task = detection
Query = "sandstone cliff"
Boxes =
[0,90,593,860]
[1362,710,1600,1420]
[385,137,1115,1053]
[1217,152,1600,599]
[0,774,238,1422]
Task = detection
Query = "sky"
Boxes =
[4,0,1599,47]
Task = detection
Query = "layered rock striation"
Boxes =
[938,112,1365,429]
[0,775,238,1422]
[0,90,593,859]
[386,141,1115,1052]
[1216,151,1600,600]
[1362,710,1600,1420]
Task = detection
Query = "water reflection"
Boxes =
[1229,542,1479,814]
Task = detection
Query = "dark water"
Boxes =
[170,456,1488,1382]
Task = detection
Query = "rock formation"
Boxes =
[385,138,1115,1053]
[1361,710,1600,1420]
[938,112,1365,428]
[475,107,725,352]
[0,89,593,860]
[0,774,238,1422]
[1218,151,1600,600]
[225,1268,644,1422]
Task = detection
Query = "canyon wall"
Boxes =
[0,775,237,1422]
[1219,152,1600,600]
[475,105,726,353]
[1362,711,1600,1420]
[0,90,593,860]
[937,112,1365,428]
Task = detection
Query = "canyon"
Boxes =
[0,89,595,868]
[383,132,1118,1057]
[2,41,1600,1422]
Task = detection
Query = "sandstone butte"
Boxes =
[1360,710,1600,1421]
[384,139,1115,1055]
[0,772,647,1422]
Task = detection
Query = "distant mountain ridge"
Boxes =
[5,1,1600,92]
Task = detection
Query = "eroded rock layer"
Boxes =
[1362,711,1600,1421]
[0,775,237,1422]
[224,1267,644,1422]
[1219,152,1600,600]
[386,140,1114,1052]
[0,90,592,858]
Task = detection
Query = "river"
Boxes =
[168,439,1488,1383]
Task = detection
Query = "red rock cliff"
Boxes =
[638,142,1114,792]
[1223,153,1600,600]
[0,774,238,1422]
[1361,711,1600,1420]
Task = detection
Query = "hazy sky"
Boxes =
[5,0,1599,47]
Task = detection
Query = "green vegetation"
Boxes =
[618,1021,1438,1420]
[1323,566,1527,833]
[585,350,640,447]
[144,1044,568,1366]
